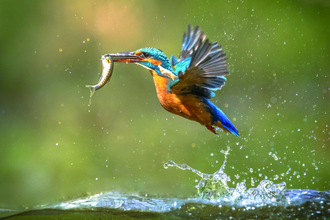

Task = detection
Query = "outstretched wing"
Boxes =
[171,25,229,99]
[171,25,206,66]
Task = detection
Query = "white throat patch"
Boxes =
[158,65,178,80]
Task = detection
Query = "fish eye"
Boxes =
[142,52,151,57]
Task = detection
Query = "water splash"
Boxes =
[164,147,231,199]
[1,190,329,219]
[164,147,287,206]
[1,147,329,219]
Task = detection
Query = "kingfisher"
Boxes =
[107,25,239,136]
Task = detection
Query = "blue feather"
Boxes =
[170,55,178,66]
[202,98,239,136]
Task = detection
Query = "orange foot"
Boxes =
[206,125,218,135]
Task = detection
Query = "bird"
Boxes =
[107,25,239,136]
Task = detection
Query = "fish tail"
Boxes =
[85,85,97,98]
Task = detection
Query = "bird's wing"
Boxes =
[170,26,229,99]
[171,25,206,67]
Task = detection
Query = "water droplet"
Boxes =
[270,97,277,103]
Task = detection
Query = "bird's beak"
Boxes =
[105,52,143,63]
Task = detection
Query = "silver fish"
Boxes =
[86,54,114,98]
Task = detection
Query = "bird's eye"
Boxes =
[142,52,151,57]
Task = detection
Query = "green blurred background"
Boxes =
[0,0,329,208]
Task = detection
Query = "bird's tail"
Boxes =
[203,98,239,137]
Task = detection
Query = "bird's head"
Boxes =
[108,47,175,78]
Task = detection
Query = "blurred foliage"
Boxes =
[0,0,329,208]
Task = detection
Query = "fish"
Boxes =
[86,54,114,98]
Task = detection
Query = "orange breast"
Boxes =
[150,70,213,126]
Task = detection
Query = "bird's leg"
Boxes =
[206,125,218,135]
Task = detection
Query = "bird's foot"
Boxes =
[206,125,218,135]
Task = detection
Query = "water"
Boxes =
[1,149,329,219]
[163,147,287,205]
[1,190,329,219]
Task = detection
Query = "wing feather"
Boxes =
[171,25,230,99]
[178,25,206,61]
